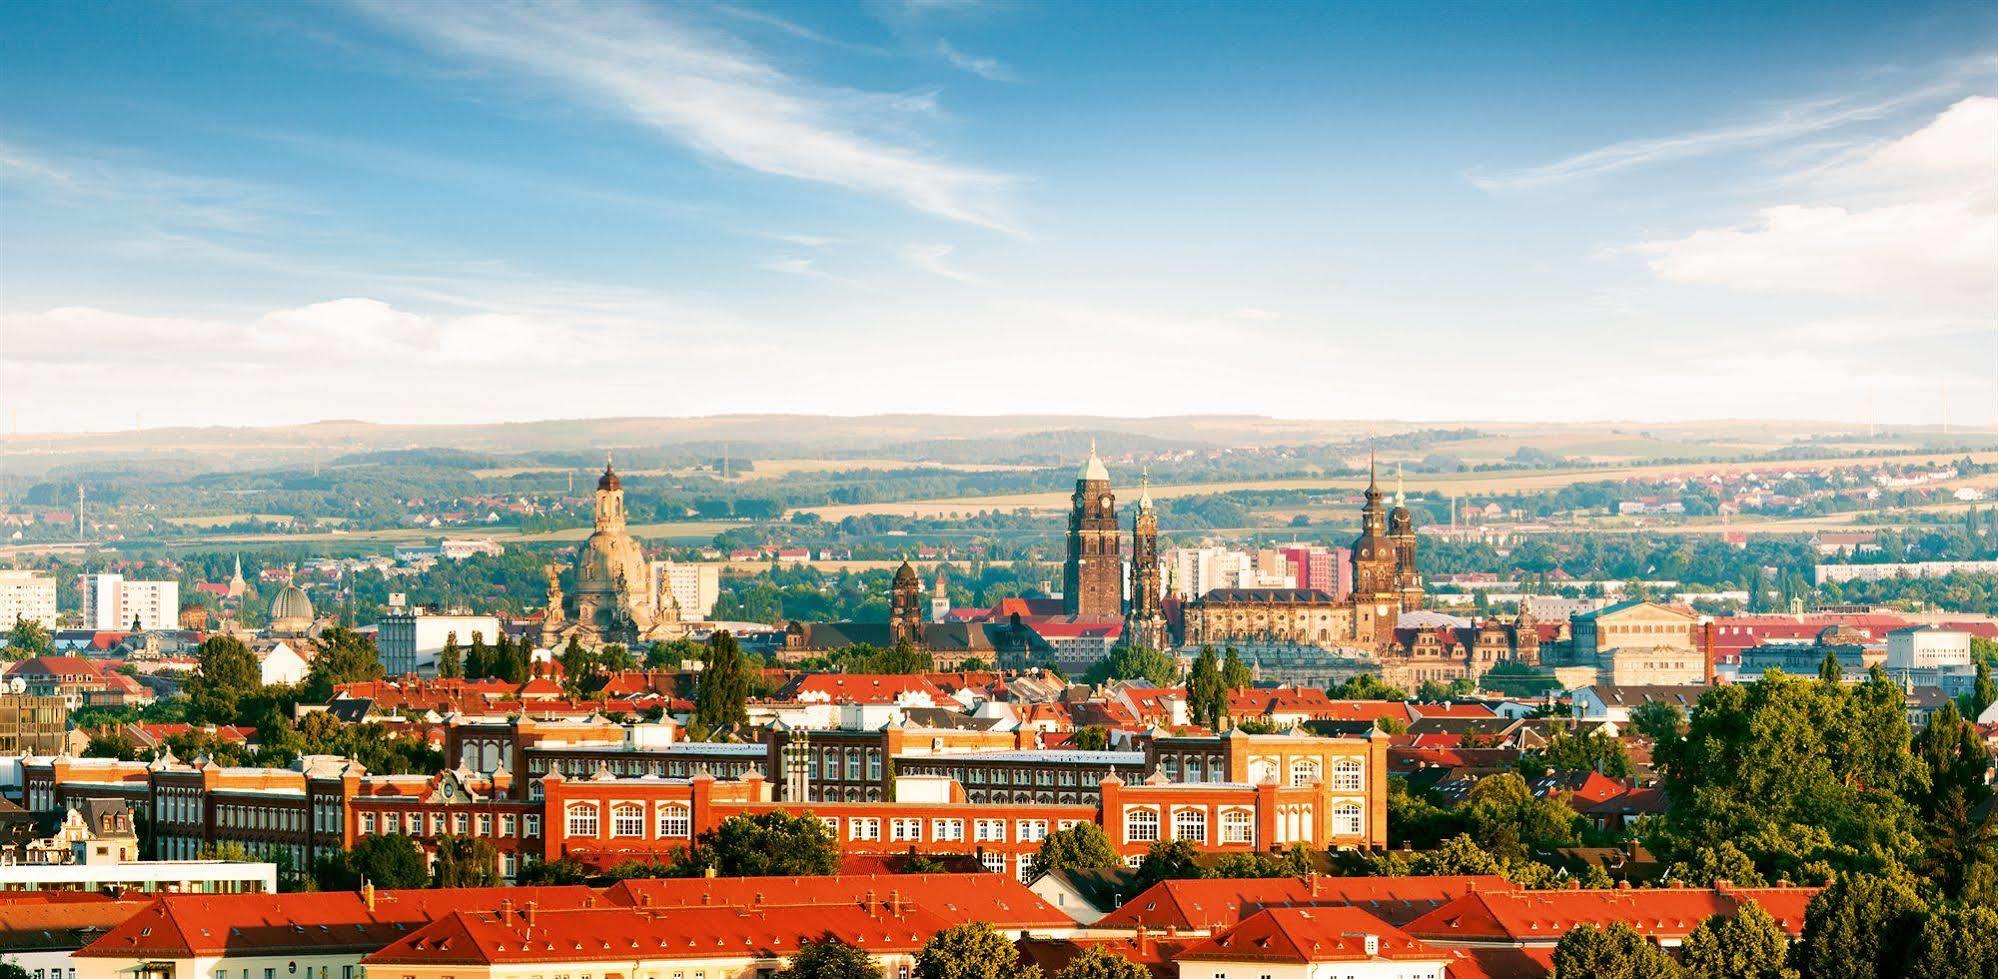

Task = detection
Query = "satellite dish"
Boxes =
[8,677,25,694]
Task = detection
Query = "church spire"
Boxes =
[1394,464,1406,507]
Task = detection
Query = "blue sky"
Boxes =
[2,0,1994,431]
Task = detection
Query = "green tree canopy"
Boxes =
[1029,822,1120,881]
[334,834,427,890]
[187,635,263,724]
[1220,647,1253,690]
[4,617,54,660]
[1131,839,1203,893]
[1680,904,1797,979]
[1550,922,1684,979]
[674,810,839,877]
[1332,674,1407,700]
[305,627,385,701]
[1795,872,1925,979]
[1056,947,1149,979]
[1086,645,1181,687]
[914,923,1038,979]
[1186,646,1226,729]
[1904,905,1998,979]
[432,835,500,888]
[780,938,883,979]
[696,631,751,734]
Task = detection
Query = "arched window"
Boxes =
[844,749,862,780]
[1332,803,1363,838]
[656,805,690,838]
[1289,758,1320,787]
[1173,809,1207,843]
[611,804,646,838]
[565,804,599,839]
[1221,809,1254,845]
[1185,756,1204,782]
[1332,759,1364,792]
[1124,807,1160,843]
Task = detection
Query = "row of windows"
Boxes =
[360,810,540,839]
[564,802,691,839]
[214,804,304,834]
[1123,807,1257,845]
[809,747,884,782]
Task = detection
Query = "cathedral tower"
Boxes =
[890,560,924,645]
[1388,466,1423,611]
[1063,441,1122,618]
[1350,451,1402,647]
[1125,474,1167,649]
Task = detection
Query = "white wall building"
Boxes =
[78,575,178,632]
[647,561,721,619]
[374,612,502,676]
[0,570,59,628]
[1885,626,1972,670]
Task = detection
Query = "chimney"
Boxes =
[866,888,877,909]
[499,898,514,923]
[1703,622,1717,684]
[525,901,538,927]
[640,894,653,908]
[889,889,901,915]
[361,882,376,912]
[753,892,764,907]
[1134,925,1149,957]
[1306,870,1321,897]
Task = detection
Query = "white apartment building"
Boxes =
[1885,626,1972,670]
[1165,547,1294,598]
[78,574,178,631]
[647,561,721,619]
[0,570,59,628]
[374,611,502,676]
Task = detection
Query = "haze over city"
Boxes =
[3,1,1995,432]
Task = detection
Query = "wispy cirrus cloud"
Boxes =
[349,0,1018,231]
[0,139,305,232]
[1468,54,1998,190]
[901,242,978,282]
[936,39,1016,82]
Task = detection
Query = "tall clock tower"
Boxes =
[1063,442,1122,618]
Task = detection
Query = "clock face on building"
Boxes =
[1377,604,1391,615]
[1100,495,1112,509]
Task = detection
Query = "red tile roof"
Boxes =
[779,674,948,704]
[366,903,949,966]
[603,874,1069,930]
[1096,876,1510,931]
[75,887,604,958]
[1402,885,1820,946]
[1178,907,1444,964]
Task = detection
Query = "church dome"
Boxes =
[894,560,919,585]
[269,583,314,633]
[597,463,621,492]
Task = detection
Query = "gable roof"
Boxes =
[1096,875,1508,931]
[603,874,1069,930]
[75,887,603,959]
[1402,885,1819,945]
[365,903,950,966]
[1177,907,1442,964]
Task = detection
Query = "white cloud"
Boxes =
[1469,57,1996,190]
[1229,307,1280,321]
[936,39,1016,82]
[350,0,1017,230]
[759,256,850,282]
[901,242,978,282]
[1636,96,1998,303]
[0,140,303,232]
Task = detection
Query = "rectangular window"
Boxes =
[890,818,921,842]
[524,815,541,837]
[1016,820,1048,843]
[428,813,445,836]
[849,818,880,841]
[980,851,1007,875]
[974,819,1005,842]
[501,814,516,837]
[360,813,376,835]
[932,819,964,842]
[477,814,493,837]
[453,813,469,836]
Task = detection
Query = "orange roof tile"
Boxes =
[1178,907,1444,964]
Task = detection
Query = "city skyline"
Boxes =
[3,1,1996,431]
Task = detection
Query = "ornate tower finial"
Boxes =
[1395,464,1406,506]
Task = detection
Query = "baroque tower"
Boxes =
[889,560,924,645]
[1125,473,1167,649]
[1388,466,1423,611]
[1350,451,1402,647]
[1063,441,1122,618]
